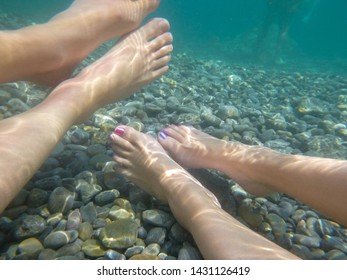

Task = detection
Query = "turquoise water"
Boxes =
[0,0,346,69]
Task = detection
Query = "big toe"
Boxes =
[140,18,170,41]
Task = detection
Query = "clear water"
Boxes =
[1,0,346,70]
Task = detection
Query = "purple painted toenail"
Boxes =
[114,127,125,136]
[159,131,167,140]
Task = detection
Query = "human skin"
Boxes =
[109,125,300,259]
[0,18,173,213]
[158,125,347,228]
[0,0,160,86]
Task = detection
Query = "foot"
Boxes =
[158,125,274,197]
[56,18,172,123]
[26,0,160,86]
[109,126,192,203]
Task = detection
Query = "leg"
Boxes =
[109,126,299,259]
[0,18,172,213]
[0,0,160,86]
[158,125,347,228]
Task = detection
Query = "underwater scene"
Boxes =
[0,0,347,260]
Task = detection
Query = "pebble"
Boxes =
[43,231,71,249]
[82,239,106,258]
[145,227,167,246]
[142,209,175,228]
[142,243,161,256]
[266,213,287,241]
[17,237,44,257]
[75,179,102,203]
[47,187,75,214]
[99,219,138,249]
[94,189,120,206]
[80,202,97,223]
[178,242,202,260]
[78,222,94,241]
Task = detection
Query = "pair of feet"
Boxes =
[109,125,273,204]
[26,0,171,87]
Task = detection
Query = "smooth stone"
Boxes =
[75,170,97,185]
[43,231,71,249]
[27,188,49,208]
[0,217,15,233]
[78,222,94,241]
[290,244,314,259]
[47,213,63,227]
[145,227,167,246]
[17,237,44,257]
[124,246,144,258]
[87,143,106,157]
[129,254,160,260]
[178,243,202,260]
[100,219,138,249]
[12,214,46,240]
[142,209,175,228]
[104,249,126,260]
[48,187,75,214]
[66,209,82,230]
[108,205,133,220]
[94,189,120,206]
[321,235,347,253]
[292,234,321,248]
[238,200,264,227]
[325,249,347,260]
[96,206,110,219]
[142,243,161,256]
[68,127,90,145]
[80,202,97,223]
[34,175,62,191]
[137,226,147,240]
[266,213,287,241]
[278,201,295,220]
[170,223,190,243]
[56,242,82,257]
[89,154,113,170]
[8,98,30,112]
[38,249,59,260]
[75,179,102,203]
[82,239,106,258]
[291,209,306,223]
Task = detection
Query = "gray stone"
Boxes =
[145,227,167,246]
[124,246,144,258]
[80,202,97,223]
[293,234,321,248]
[178,243,202,260]
[94,189,120,206]
[105,249,126,260]
[48,187,75,214]
[142,243,161,256]
[43,231,71,249]
[13,214,46,240]
[75,179,102,203]
[267,213,287,241]
[142,209,175,228]
[82,239,106,258]
[66,209,82,230]
[78,222,94,241]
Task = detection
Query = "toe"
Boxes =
[142,18,170,41]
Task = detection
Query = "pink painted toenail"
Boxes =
[114,127,125,136]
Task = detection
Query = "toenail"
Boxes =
[159,131,167,140]
[114,127,125,136]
